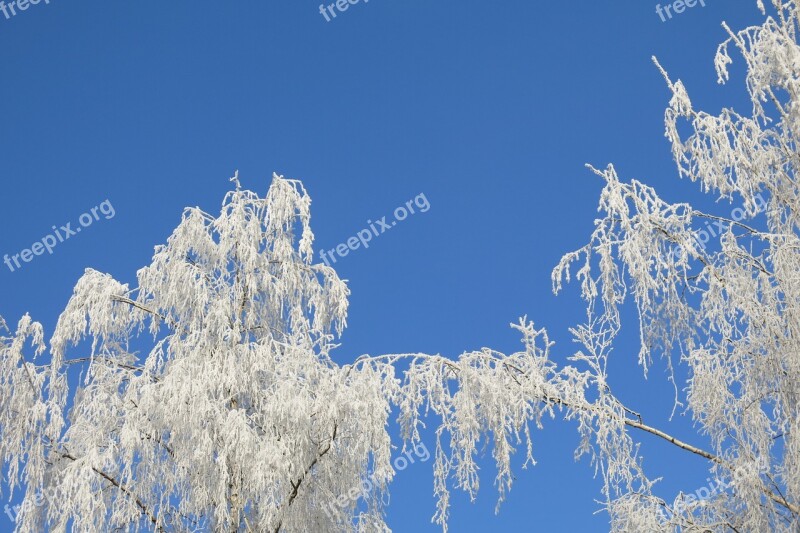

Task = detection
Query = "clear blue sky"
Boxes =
[0,1,766,531]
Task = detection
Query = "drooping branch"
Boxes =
[57,451,165,532]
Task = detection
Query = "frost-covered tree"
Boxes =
[2,1,800,531]
[0,174,587,532]
[550,0,800,529]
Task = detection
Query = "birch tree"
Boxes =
[2,1,800,531]
[0,174,586,532]
[550,1,800,529]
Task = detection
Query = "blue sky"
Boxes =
[0,1,767,531]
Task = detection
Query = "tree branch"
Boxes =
[57,451,165,532]
[273,422,337,533]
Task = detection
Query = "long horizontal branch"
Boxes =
[624,418,800,516]
[355,352,799,517]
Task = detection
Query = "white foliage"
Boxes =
[0,173,588,532]
[553,1,800,530]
